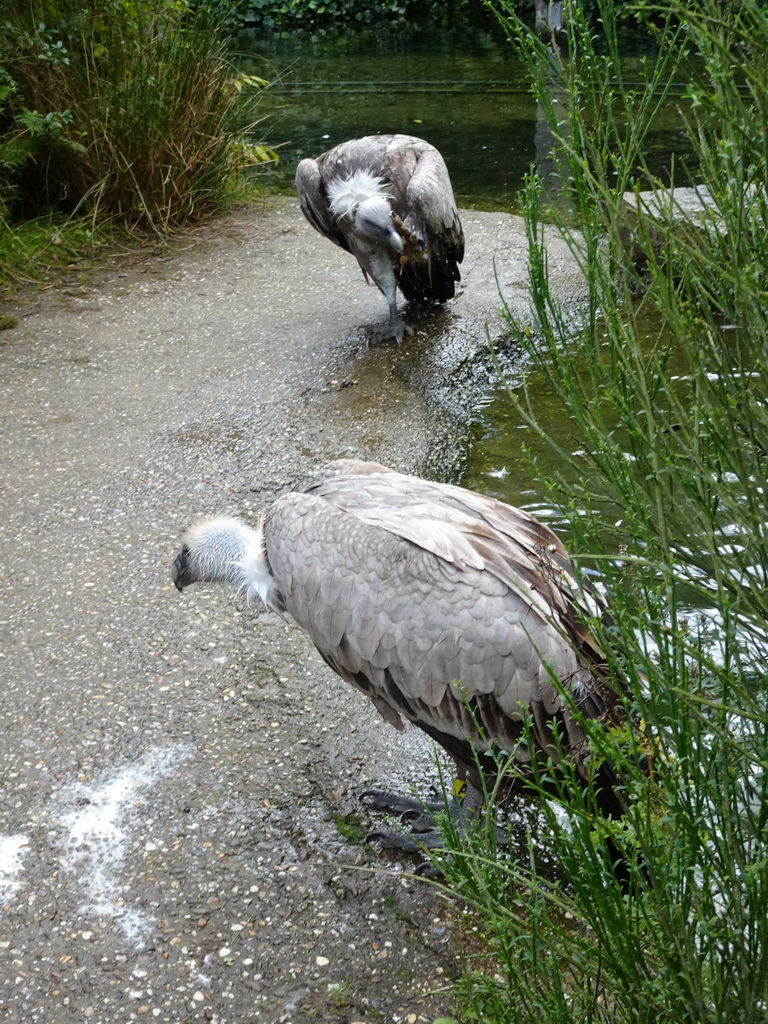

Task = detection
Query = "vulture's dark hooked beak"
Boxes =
[171,546,193,591]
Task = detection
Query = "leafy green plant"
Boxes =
[0,0,277,230]
[207,0,477,32]
[331,810,366,844]
[433,2,768,1021]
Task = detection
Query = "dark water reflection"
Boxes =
[240,16,532,211]
[239,18,693,213]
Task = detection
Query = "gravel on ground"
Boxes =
[0,197,586,1023]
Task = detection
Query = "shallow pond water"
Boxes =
[241,16,694,214]
[242,16,532,211]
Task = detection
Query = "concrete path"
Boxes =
[0,198,584,1023]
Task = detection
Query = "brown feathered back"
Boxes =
[263,460,621,794]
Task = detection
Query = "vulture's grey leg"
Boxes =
[380,292,412,346]
[379,279,414,345]
[365,251,413,344]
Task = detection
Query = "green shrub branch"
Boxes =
[434,2,768,1021]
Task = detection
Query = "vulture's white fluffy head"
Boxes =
[327,171,403,253]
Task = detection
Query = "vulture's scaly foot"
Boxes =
[361,787,448,841]
[366,825,445,852]
[360,787,446,820]
[361,784,490,854]
[369,319,413,346]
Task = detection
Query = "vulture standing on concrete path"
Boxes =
[295,134,464,343]
[172,460,626,850]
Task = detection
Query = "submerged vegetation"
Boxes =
[0,0,276,291]
[434,1,768,1021]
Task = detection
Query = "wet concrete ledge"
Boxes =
[2,196,589,487]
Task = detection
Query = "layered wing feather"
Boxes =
[295,156,351,252]
[388,136,464,302]
[263,460,618,786]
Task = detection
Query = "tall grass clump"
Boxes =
[434,2,768,1021]
[0,0,274,233]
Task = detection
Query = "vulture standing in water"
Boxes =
[295,135,464,343]
[172,460,627,851]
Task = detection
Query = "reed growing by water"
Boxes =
[435,2,768,1021]
[0,0,274,285]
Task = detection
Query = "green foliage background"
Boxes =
[0,0,274,228]
[206,0,480,32]
[432,1,768,1021]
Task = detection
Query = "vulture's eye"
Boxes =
[361,217,389,239]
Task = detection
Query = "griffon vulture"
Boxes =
[172,460,627,851]
[295,135,464,343]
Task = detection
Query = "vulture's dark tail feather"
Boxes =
[398,248,463,304]
[589,758,646,892]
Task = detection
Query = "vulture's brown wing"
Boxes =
[295,157,352,252]
[263,460,616,775]
[382,136,464,301]
[305,461,602,646]
[399,138,464,256]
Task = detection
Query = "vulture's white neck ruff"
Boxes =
[235,525,277,609]
[185,515,278,610]
[327,171,393,218]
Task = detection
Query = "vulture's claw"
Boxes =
[413,860,442,879]
[399,808,441,833]
[360,787,445,816]
[366,827,443,852]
